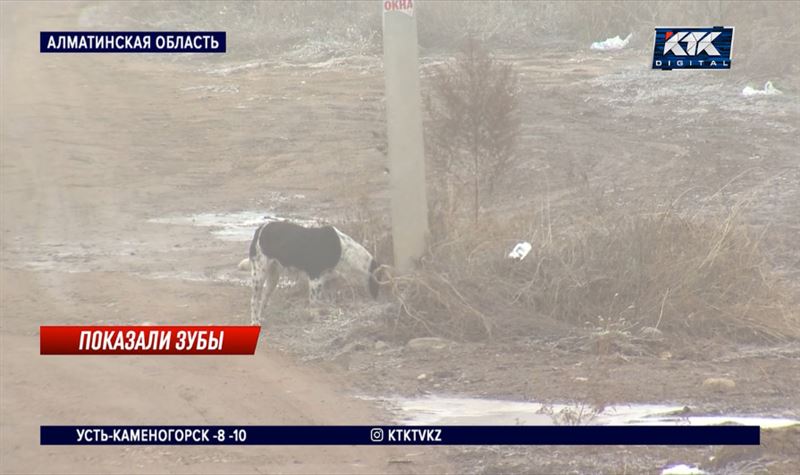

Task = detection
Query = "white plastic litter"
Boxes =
[591,33,632,51]
[742,81,782,97]
[661,465,707,475]
[508,241,532,261]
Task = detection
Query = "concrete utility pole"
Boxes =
[382,0,429,272]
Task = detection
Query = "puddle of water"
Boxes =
[385,396,800,428]
[133,269,297,288]
[661,465,706,475]
[149,210,319,242]
[133,270,223,284]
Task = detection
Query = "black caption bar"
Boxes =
[40,32,226,53]
[40,425,760,446]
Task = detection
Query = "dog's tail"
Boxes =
[249,223,264,261]
[240,223,267,271]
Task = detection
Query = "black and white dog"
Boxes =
[248,220,381,325]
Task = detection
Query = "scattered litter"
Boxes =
[591,33,632,51]
[742,81,782,97]
[508,241,532,261]
[661,464,707,475]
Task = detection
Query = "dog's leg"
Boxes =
[308,275,324,305]
[256,260,280,326]
[306,274,326,317]
[308,271,336,316]
[250,256,267,325]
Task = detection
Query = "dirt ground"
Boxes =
[2,2,799,475]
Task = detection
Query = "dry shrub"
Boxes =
[425,36,521,231]
[385,213,534,341]
[385,206,799,344]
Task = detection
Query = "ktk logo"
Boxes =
[652,27,734,70]
[663,31,721,56]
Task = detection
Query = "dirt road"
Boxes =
[1,3,444,473]
[1,270,450,474]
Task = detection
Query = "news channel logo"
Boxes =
[370,428,384,442]
[652,26,734,70]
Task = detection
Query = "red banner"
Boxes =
[40,326,261,355]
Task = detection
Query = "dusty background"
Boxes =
[2,1,799,474]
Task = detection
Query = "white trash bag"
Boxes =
[742,81,782,97]
[508,241,532,261]
[591,33,632,51]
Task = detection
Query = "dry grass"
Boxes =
[375,203,799,344]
